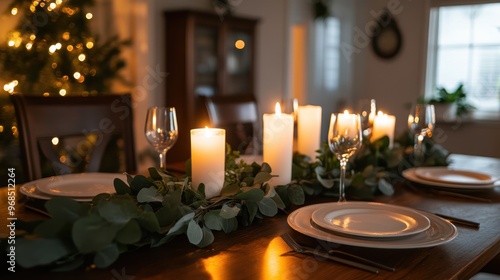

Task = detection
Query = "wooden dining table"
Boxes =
[1,154,500,280]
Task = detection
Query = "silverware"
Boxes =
[431,212,480,229]
[280,233,380,274]
[434,190,492,203]
[328,249,396,272]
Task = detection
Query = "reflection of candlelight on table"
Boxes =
[297,105,322,161]
[263,103,294,186]
[372,111,396,148]
[191,127,226,198]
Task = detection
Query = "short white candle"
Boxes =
[297,105,322,161]
[191,127,226,198]
[263,103,294,186]
[337,110,358,138]
[371,111,396,148]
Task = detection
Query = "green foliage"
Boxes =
[427,83,476,117]
[291,132,450,200]
[11,155,304,271]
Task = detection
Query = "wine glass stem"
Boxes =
[159,150,167,170]
[414,134,423,166]
[338,159,347,203]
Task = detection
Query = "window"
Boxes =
[425,2,500,117]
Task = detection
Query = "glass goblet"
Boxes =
[408,104,435,166]
[328,112,363,202]
[145,107,179,170]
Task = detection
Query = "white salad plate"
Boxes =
[311,202,430,238]
[287,203,457,249]
[21,173,126,199]
[403,168,499,190]
[414,167,497,185]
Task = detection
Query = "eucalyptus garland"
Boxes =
[11,152,305,271]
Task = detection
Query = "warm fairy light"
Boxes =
[26,42,33,50]
[29,34,36,40]
[33,1,39,6]
[11,126,18,137]
[62,75,69,81]
[39,2,45,8]
[8,32,22,48]
[30,5,36,13]
[49,45,57,53]
[78,54,86,61]
[67,45,74,51]
[3,80,18,93]
[235,39,245,49]
[86,41,94,49]
[86,13,93,19]
[0,126,3,133]
[77,76,85,83]
[51,137,59,145]
[51,63,57,69]
[56,0,63,4]
[11,8,18,15]
[62,32,70,40]
[76,43,83,49]
[48,3,57,10]
[56,43,62,50]
[43,92,50,97]
[59,89,67,96]
[73,72,81,79]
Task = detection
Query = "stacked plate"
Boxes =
[19,173,126,202]
[287,201,457,249]
[403,167,499,191]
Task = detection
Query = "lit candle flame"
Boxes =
[275,102,282,116]
[343,109,349,114]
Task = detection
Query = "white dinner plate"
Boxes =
[287,203,457,249]
[19,183,92,202]
[403,168,499,191]
[414,167,497,185]
[311,202,430,238]
[28,173,126,198]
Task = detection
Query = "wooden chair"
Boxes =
[205,95,260,154]
[11,94,137,182]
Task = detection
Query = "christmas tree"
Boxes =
[0,0,129,182]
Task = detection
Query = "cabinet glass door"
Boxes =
[194,25,219,97]
[226,30,252,96]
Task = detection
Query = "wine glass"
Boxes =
[357,99,376,138]
[145,107,178,170]
[408,104,435,166]
[328,112,363,202]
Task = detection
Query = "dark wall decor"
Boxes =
[371,9,403,59]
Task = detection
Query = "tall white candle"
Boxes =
[371,111,396,148]
[191,127,226,198]
[297,105,322,161]
[263,103,294,186]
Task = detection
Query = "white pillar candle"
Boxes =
[297,105,322,161]
[337,110,358,138]
[191,127,226,198]
[263,102,294,186]
[371,111,396,148]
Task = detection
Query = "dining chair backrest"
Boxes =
[205,95,260,154]
[11,94,137,182]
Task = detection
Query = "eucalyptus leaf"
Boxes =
[116,220,142,244]
[260,162,272,173]
[34,218,70,238]
[137,187,164,203]
[271,193,286,210]
[17,238,73,268]
[220,182,240,197]
[220,217,238,233]
[254,172,273,185]
[148,167,163,180]
[287,184,305,205]
[167,212,195,236]
[97,196,139,225]
[114,178,131,195]
[258,197,278,217]
[196,226,215,248]
[155,204,179,228]
[187,219,203,245]
[378,178,395,196]
[72,216,122,253]
[234,188,264,202]
[94,243,120,268]
[130,175,155,194]
[220,203,241,219]
[204,210,222,230]
[45,197,89,222]
[244,202,258,225]
[136,211,161,233]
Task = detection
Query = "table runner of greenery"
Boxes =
[7,133,449,271]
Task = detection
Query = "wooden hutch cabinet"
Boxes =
[164,10,258,163]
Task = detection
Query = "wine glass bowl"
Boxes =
[408,104,435,165]
[145,107,178,170]
[328,112,363,202]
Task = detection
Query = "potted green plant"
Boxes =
[428,83,476,121]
